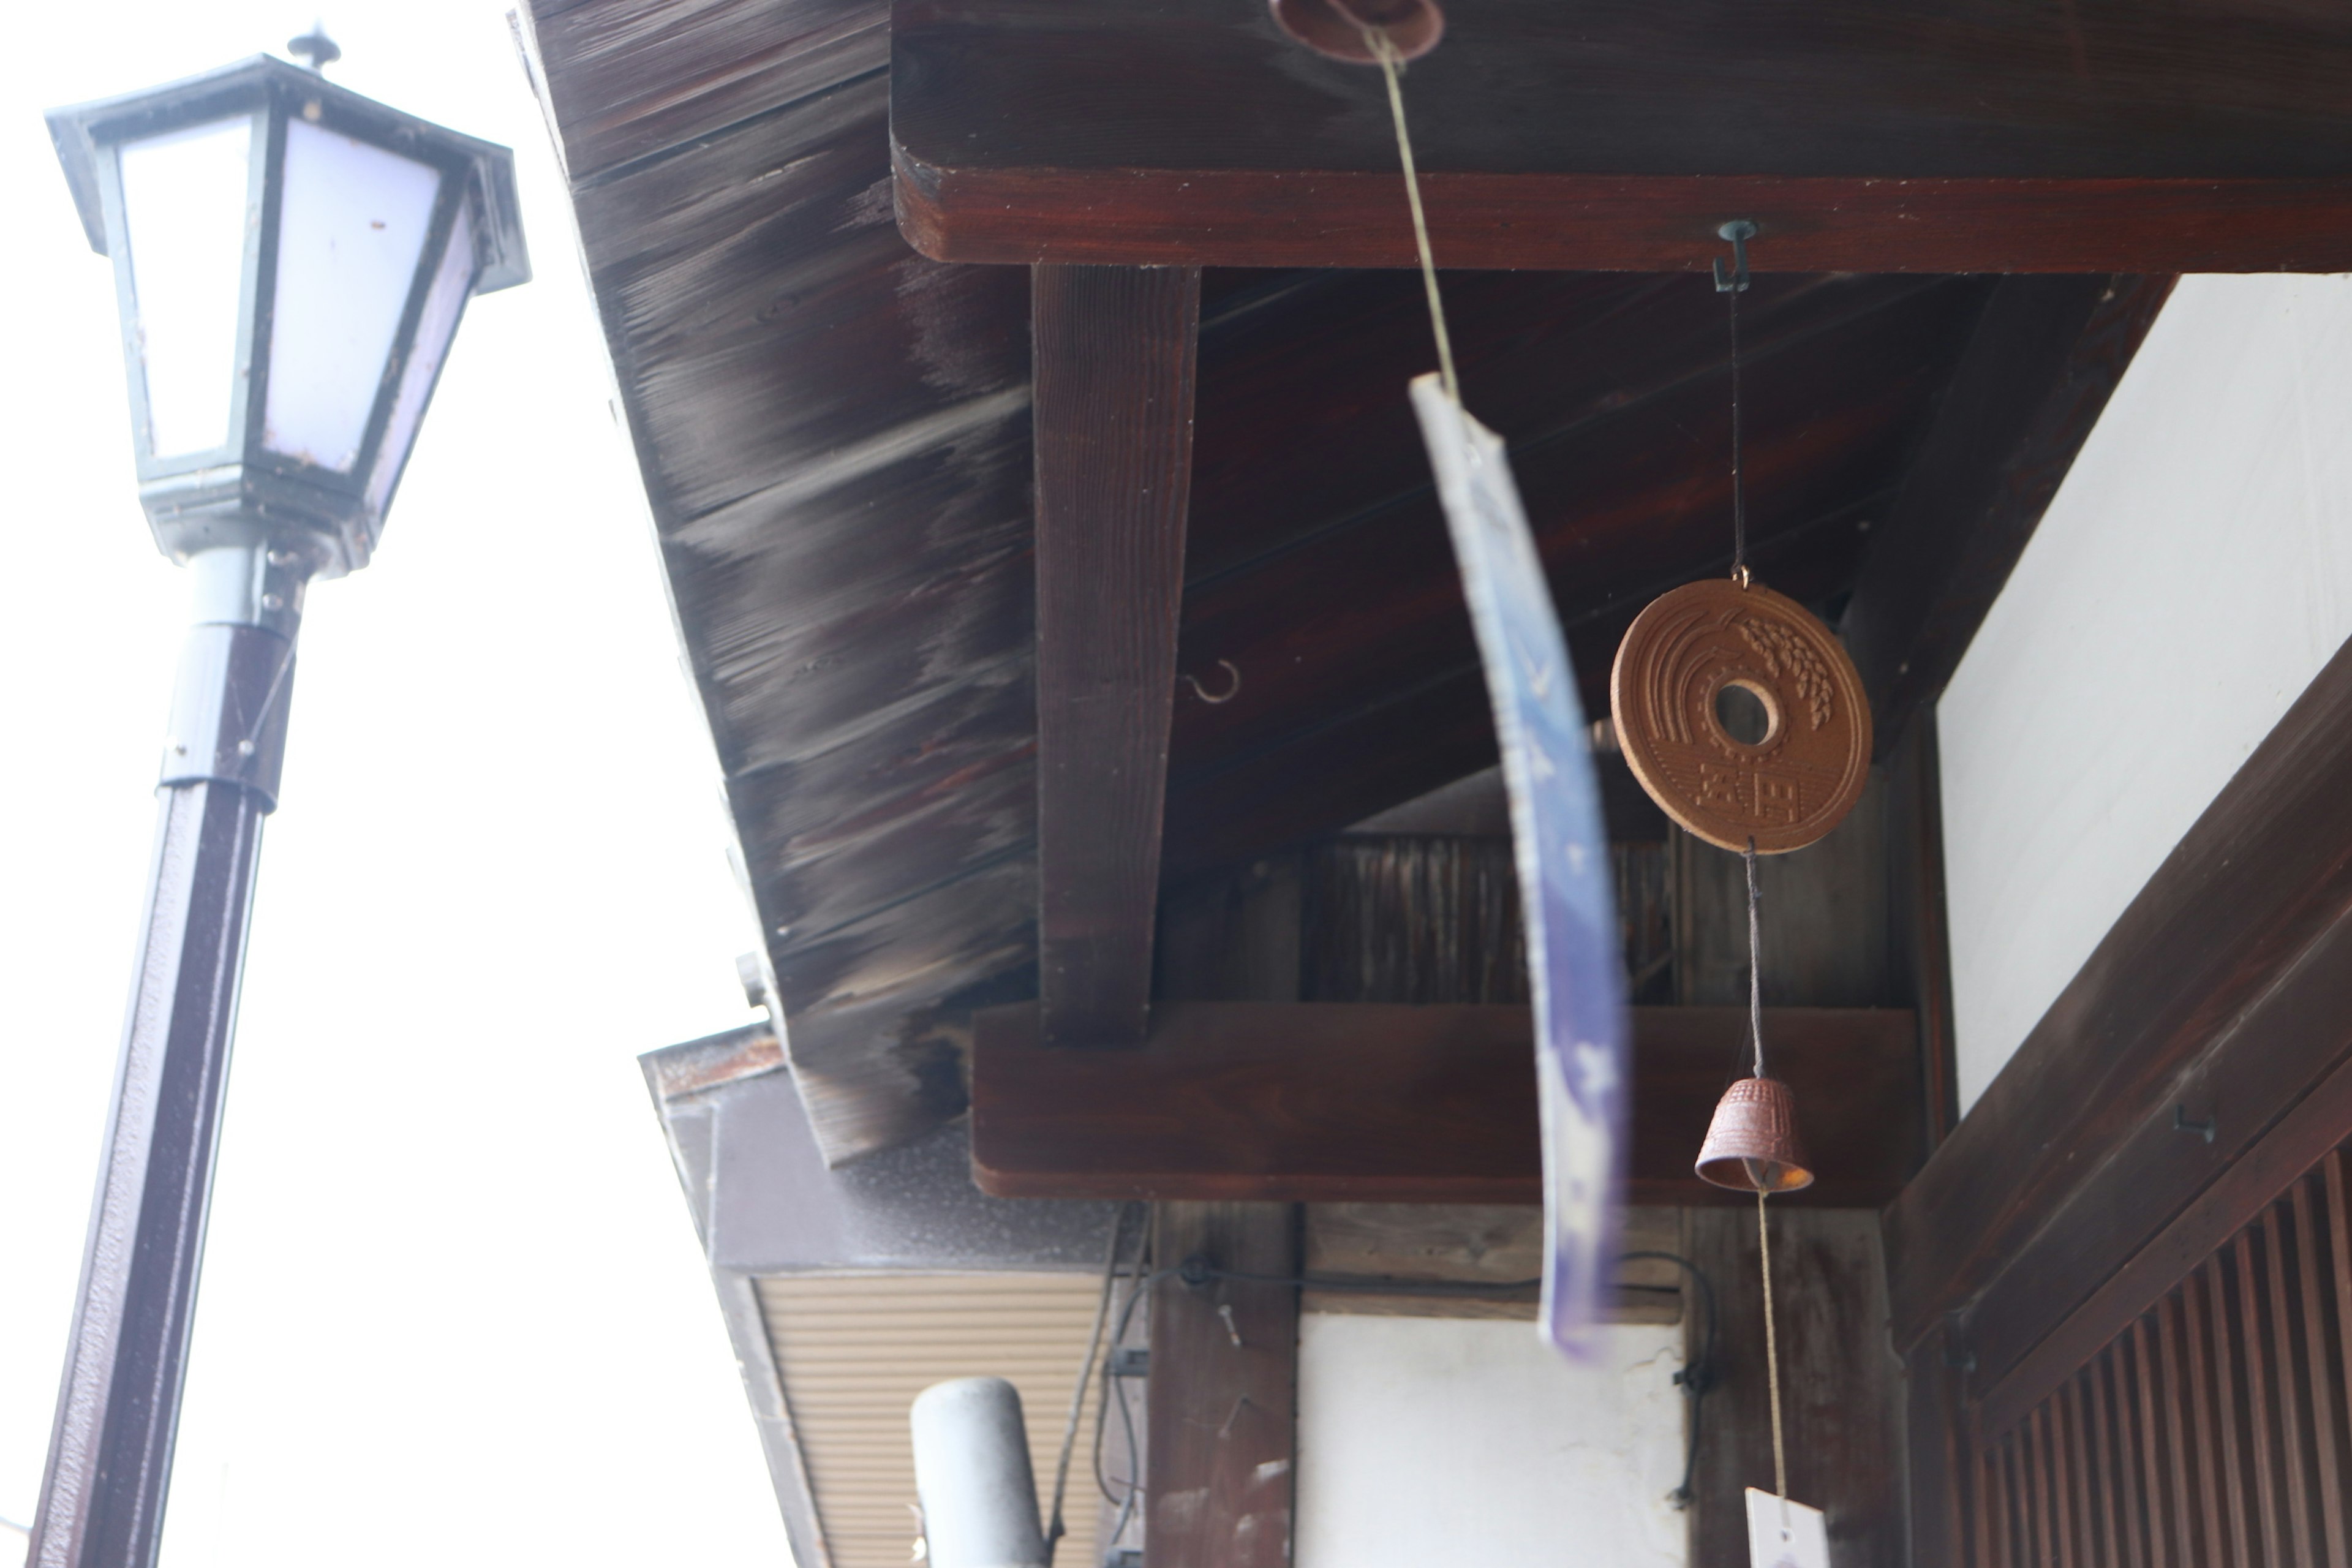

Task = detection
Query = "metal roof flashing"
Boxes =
[640,1028,1115,1276]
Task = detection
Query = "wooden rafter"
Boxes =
[1033,263,1202,1047]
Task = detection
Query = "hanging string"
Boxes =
[1743,837,1764,1078]
[1759,1190,1789,1506]
[1367,28,1461,404]
[1727,281,1749,589]
[1741,833,1792,1508]
[1718,222,1787,1517]
[1743,834,1789,1504]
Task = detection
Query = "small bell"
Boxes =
[1695,1076,1814,1194]
[1269,0,1445,63]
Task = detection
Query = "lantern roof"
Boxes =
[47,53,528,295]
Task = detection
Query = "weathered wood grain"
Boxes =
[542,29,1042,1161]
[1299,1202,1683,1322]
[1298,838,1527,1006]
[1148,1202,1298,1568]
[524,0,886,181]
[1843,275,2176,753]
[770,854,1035,1159]
[1033,265,1200,1048]
[970,1003,1924,1206]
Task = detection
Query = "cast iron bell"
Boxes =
[1695,1075,1814,1194]
[1270,0,1444,64]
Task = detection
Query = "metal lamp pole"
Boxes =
[32,545,306,1568]
[32,43,526,1568]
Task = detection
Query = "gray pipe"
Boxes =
[910,1377,1049,1568]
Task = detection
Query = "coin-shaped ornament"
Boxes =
[1609,578,1871,853]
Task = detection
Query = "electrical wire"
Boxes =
[1620,1250,1720,1510]
[1045,1204,1137,1562]
[1095,1255,1173,1550]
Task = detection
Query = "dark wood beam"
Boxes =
[1148,1202,1298,1568]
[1883,631,2352,1362]
[1842,276,2176,754]
[971,1002,1924,1206]
[894,0,2352,273]
[1033,263,1201,1046]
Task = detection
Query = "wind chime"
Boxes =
[1610,221,1871,1566]
[1272,4,1860,1557]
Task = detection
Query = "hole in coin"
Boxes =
[1713,679,1777,747]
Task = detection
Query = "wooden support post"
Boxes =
[1902,1323,1977,1568]
[1842,274,2174,755]
[1033,263,1202,1047]
[1684,1207,1905,1567]
[1885,713,1961,1148]
[1147,1202,1299,1568]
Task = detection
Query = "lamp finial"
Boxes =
[287,23,341,73]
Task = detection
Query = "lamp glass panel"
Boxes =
[116,116,255,458]
[262,118,440,473]
[366,202,476,515]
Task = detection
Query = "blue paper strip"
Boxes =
[1409,374,1631,1359]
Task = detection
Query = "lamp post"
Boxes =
[32,48,526,1568]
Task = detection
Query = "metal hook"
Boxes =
[2174,1104,2217,1145]
[1713,219,1756,294]
[1180,658,1242,705]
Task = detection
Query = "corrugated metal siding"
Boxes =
[757,1273,1108,1568]
[1976,1145,2352,1566]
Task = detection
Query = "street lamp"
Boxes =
[31,47,525,1568]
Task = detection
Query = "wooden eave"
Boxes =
[518,0,2186,1166]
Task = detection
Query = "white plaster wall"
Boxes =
[1940,274,2352,1112]
[1294,1313,1686,1567]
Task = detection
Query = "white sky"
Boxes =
[0,5,794,1563]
